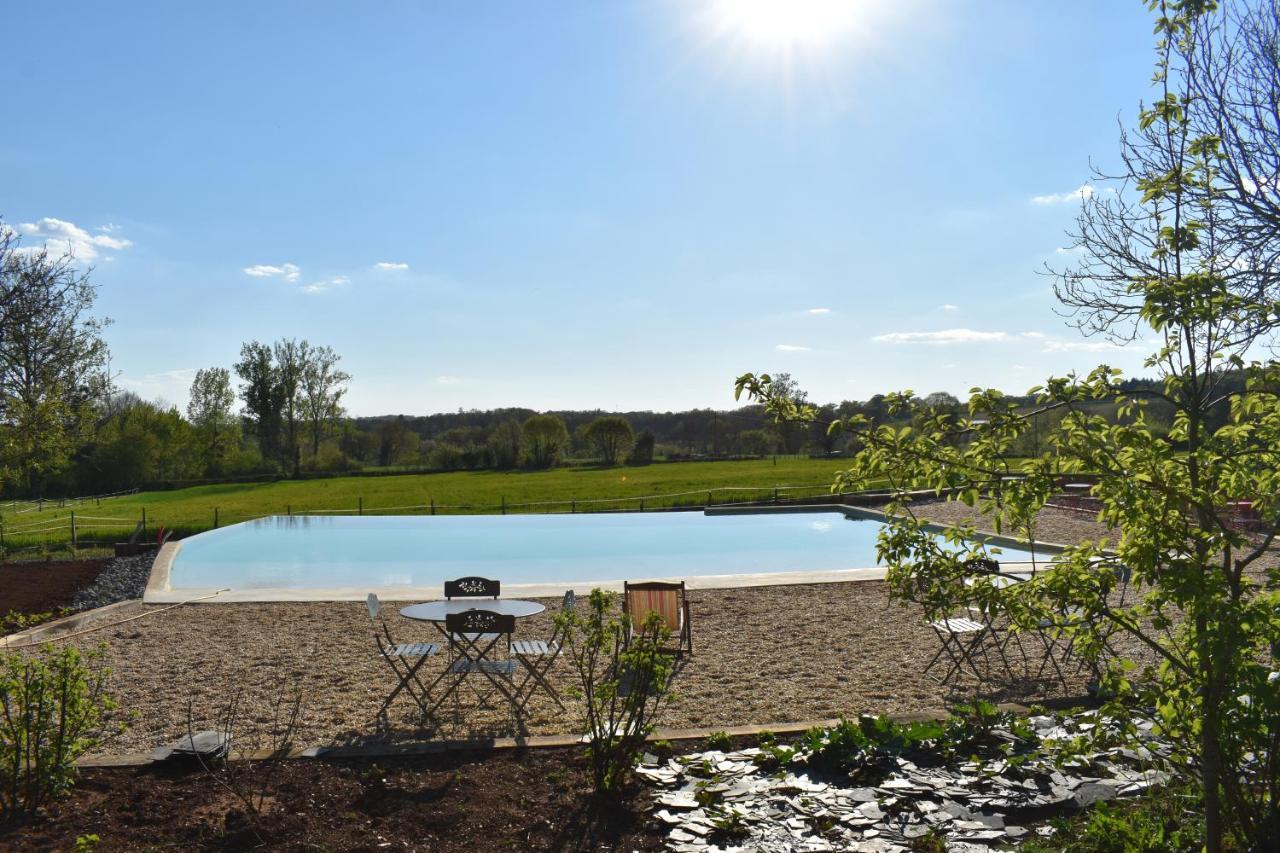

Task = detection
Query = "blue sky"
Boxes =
[5,1,1159,416]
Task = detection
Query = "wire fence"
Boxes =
[0,483,860,557]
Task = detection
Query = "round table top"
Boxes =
[399,599,546,621]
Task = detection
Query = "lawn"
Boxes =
[1,457,869,551]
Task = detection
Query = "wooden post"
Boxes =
[707,491,713,507]
[358,497,363,516]
[501,496,506,515]
[640,498,645,512]
[430,498,435,515]
[774,487,779,504]
[287,504,292,516]
[141,507,147,536]
[214,507,219,529]
[571,500,576,513]
[70,511,77,549]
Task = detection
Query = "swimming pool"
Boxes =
[147,507,1049,602]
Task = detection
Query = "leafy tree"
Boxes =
[299,344,350,462]
[521,413,568,469]
[738,4,1280,847]
[486,419,523,469]
[234,342,283,466]
[0,234,109,496]
[737,428,775,457]
[376,416,418,467]
[187,367,238,474]
[769,373,810,453]
[583,415,635,465]
[628,429,656,465]
[273,339,306,477]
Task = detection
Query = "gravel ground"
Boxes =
[40,501,1257,757]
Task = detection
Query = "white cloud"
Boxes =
[244,263,301,282]
[806,307,831,315]
[1042,339,1127,353]
[301,275,349,294]
[776,344,811,352]
[16,218,132,262]
[1020,331,1046,339]
[1032,184,1094,206]
[374,261,410,271]
[938,304,960,312]
[873,328,1009,345]
[436,375,462,385]
[117,368,199,406]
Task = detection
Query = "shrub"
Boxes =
[0,644,116,821]
[558,589,675,795]
[706,731,732,751]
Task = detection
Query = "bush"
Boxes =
[558,589,675,795]
[0,644,116,821]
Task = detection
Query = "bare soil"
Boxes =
[0,747,666,852]
[0,559,110,628]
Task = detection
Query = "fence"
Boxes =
[0,483,862,557]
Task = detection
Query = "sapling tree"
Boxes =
[738,2,1279,847]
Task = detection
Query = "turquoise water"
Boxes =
[166,510,1040,590]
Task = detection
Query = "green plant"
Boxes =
[0,644,116,821]
[1020,784,1213,853]
[71,834,100,852]
[650,738,673,755]
[706,730,732,750]
[559,588,675,795]
[755,729,776,747]
[707,806,751,843]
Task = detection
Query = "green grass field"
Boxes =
[1,457,872,553]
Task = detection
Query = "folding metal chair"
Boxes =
[425,609,523,714]
[444,576,502,650]
[925,615,991,684]
[512,590,574,710]
[367,593,439,719]
[623,580,692,658]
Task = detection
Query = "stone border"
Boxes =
[1,599,140,649]
[79,696,1097,768]
[142,505,1070,603]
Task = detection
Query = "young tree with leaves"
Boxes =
[521,414,569,469]
[187,367,238,475]
[299,344,350,461]
[739,2,1278,846]
[583,415,635,465]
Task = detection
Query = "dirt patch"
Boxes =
[1,748,665,852]
[0,559,110,625]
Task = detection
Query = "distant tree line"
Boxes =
[0,220,1207,497]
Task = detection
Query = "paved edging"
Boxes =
[76,696,1097,768]
[1,599,140,649]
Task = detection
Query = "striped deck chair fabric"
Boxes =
[624,580,692,658]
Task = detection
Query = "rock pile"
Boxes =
[68,552,155,611]
[638,711,1170,852]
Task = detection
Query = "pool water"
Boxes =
[164,510,1042,592]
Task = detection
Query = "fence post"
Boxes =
[430,498,435,515]
[358,497,363,516]
[214,507,219,529]
[141,507,147,536]
[287,504,292,516]
[501,496,506,515]
[707,491,713,507]
[640,498,645,512]
[71,511,77,549]
[571,499,576,513]
[774,487,779,504]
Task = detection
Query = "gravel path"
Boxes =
[40,501,1235,756]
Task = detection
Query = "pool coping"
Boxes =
[142,504,1069,604]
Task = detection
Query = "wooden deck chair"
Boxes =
[512,590,574,710]
[367,593,439,719]
[624,581,692,658]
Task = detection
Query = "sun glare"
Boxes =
[713,0,861,49]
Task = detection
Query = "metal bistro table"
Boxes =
[400,599,547,715]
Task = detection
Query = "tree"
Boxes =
[187,367,237,475]
[521,414,568,469]
[234,342,283,466]
[273,339,306,477]
[486,419,523,469]
[583,415,635,465]
[737,428,775,457]
[769,372,810,454]
[738,4,1280,846]
[0,234,109,496]
[377,416,418,467]
[299,344,350,461]
[627,429,655,465]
